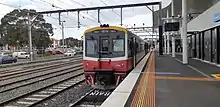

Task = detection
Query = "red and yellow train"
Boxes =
[83,24,149,89]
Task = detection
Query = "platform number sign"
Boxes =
[164,22,180,32]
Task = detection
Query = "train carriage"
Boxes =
[83,24,149,89]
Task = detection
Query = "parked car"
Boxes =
[0,55,17,64]
[46,50,56,55]
[12,52,29,59]
[64,51,76,56]
[0,52,13,57]
[55,50,64,54]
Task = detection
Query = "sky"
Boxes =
[0,0,171,40]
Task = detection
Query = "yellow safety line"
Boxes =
[211,74,220,79]
[131,51,156,107]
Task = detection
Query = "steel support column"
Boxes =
[166,10,170,55]
[164,33,167,54]
[158,2,163,55]
[217,27,220,64]
[120,7,123,26]
[171,0,176,57]
[182,0,188,64]
[77,11,80,28]
[172,36,176,57]
[98,9,100,23]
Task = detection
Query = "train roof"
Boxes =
[84,26,128,35]
[83,25,143,42]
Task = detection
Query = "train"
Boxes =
[82,24,149,89]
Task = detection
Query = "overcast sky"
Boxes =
[0,0,171,40]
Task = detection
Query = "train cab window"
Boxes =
[102,39,109,52]
[113,39,124,52]
[86,40,98,55]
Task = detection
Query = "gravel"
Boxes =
[0,69,83,104]
[0,65,82,93]
[33,83,92,107]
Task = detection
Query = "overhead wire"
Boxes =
[49,0,99,26]
[99,0,124,21]
[35,0,98,26]
[69,0,111,22]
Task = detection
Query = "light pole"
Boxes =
[27,12,39,61]
[61,21,65,48]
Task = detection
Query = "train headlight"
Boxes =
[86,63,89,68]
[121,64,124,67]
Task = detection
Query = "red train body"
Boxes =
[83,25,149,89]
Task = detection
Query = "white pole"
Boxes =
[164,33,167,54]
[171,0,176,57]
[167,10,170,55]
[172,36,176,57]
[182,0,188,64]
[28,12,33,61]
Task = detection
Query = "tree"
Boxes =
[60,37,82,48]
[0,9,53,49]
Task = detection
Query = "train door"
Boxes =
[97,35,115,86]
[133,37,137,67]
[129,37,135,68]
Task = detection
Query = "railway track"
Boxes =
[69,89,113,107]
[0,55,82,69]
[0,63,83,93]
[0,57,82,74]
[0,66,85,106]
[0,55,89,107]
[1,72,85,107]
[0,58,81,81]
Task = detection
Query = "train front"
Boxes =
[83,25,130,89]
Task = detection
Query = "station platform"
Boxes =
[101,51,220,107]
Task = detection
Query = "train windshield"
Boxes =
[86,40,98,56]
[113,39,124,52]
[85,29,125,58]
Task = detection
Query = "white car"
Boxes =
[12,52,29,59]
[64,51,76,56]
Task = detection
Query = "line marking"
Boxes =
[131,51,156,107]
[174,58,182,63]
[188,65,213,79]
[131,72,180,75]
[174,57,213,79]
[155,76,211,81]
[211,74,220,79]
[192,58,220,68]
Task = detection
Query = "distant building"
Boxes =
[50,37,60,48]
